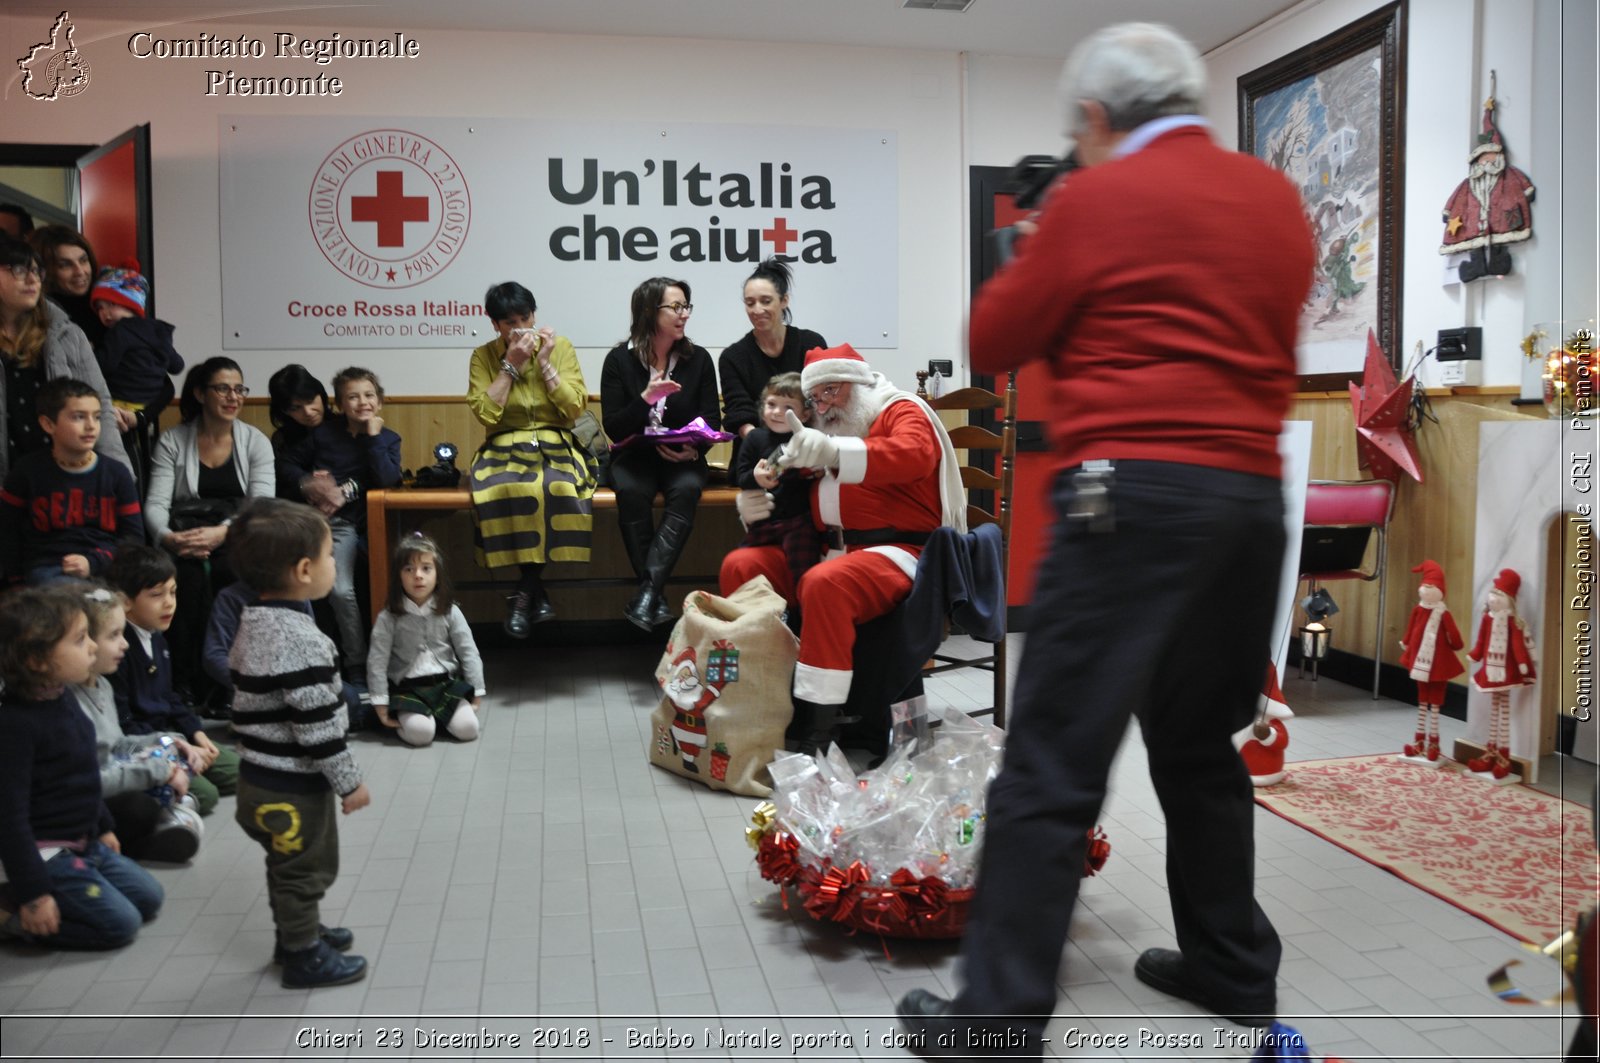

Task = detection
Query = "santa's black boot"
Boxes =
[1458,247,1489,283]
[787,697,841,757]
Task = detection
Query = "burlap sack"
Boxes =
[650,576,797,796]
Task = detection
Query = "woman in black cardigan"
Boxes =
[717,257,826,459]
[599,277,721,630]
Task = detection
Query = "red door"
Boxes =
[76,125,153,313]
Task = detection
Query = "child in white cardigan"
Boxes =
[366,534,484,747]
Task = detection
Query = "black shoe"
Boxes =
[1133,947,1274,1027]
[273,924,355,965]
[651,596,672,628]
[624,581,661,632]
[526,585,556,625]
[504,592,533,639]
[280,939,367,989]
[894,990,953,1059]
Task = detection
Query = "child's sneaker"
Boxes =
[142,805,202,863]
[280,939,366,989]
[273,924,354,965]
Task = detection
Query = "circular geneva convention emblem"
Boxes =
[309,129,471,289]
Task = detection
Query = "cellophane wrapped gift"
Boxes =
[750,702,1109,939]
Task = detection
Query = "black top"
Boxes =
[276,415,403,526]
[96,316,183,414]
[0,690,114,904]
[3,356,47,461]
[197,455,245,500]
[717,326,827,439]
[50,292,104,349]
[599,343,721,445]
[735,424,813,522]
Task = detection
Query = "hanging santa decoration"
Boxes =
[1439,73,1536,283]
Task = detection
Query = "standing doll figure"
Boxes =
[366,535,485,748]
[1467,568,1536,779]
[1396,560,1464,763]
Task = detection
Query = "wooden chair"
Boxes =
[917,373,1018,728]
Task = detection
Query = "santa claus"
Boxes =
[719,343,964,754]
[1439,93,1535,283]
[1396,559,1465,763]
[660,646,724,773]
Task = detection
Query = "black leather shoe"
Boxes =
[526,586,556,625]
[504,592,533,639]
[895,990,955,1060]
[1134,948,1274,1027]
[280,939,367,989]
[273,924,354,965]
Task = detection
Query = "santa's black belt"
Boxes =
[829,527,932,550]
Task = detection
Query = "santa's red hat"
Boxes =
[671,647,697,669]
[1412,559,1447,595]
[801,343,876,395]
[1471,96,1506,160]
[1492,568,1521,598]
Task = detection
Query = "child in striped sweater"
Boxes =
[226,498,370,989]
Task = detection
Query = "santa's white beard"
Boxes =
[817,380,887,439]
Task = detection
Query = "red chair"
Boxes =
[1299,479,1395,699]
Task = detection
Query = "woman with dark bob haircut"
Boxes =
[599,276,721,630]
[0,235,129,484]
[466,281,598,638]
[144,356,275,698]
[266,364,332,498]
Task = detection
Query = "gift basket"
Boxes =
[747,703,1110,939]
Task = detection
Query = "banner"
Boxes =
[219,116,897,350]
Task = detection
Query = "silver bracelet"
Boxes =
[500,359,521,381]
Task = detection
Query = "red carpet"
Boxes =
[1254,754,1599,944]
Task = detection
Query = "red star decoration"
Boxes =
[1348,329,1423,483]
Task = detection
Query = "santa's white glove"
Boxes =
[777,409,840,470]
[736,488,775,527]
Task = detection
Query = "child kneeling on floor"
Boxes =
[0,585,164,949]
[367,534,484,746]
[228,498,371,988]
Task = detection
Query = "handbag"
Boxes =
[167,496,240,531]
[570,409,613,487]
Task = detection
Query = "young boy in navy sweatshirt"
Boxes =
[0,378,144,584]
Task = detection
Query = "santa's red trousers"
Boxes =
[720,545,913,706]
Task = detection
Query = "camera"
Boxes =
[413,441,462,488]
[989,150,1081,266]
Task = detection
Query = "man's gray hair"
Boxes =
[1059,22,1206,137]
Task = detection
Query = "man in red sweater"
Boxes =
[720,343,963,753]
[898,22,1315,1057]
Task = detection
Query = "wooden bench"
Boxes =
[366,485,741,619]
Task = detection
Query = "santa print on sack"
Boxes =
[659,641,737,774]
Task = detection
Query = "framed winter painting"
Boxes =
[1239,0,1407,390]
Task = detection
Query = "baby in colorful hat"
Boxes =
[90,262,185,431]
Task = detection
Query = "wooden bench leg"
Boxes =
[368,490,390,620]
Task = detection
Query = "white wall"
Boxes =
[1208,0,1591,390]
[0,15,967,396]
[4,2,1585,397]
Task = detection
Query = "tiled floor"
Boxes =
[1,635,1592,1061]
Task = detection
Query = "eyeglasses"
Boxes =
[4,263,42,281]
[207,384,250,398]
[808,383,846,405]
[658,302,693,315]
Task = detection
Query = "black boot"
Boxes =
[520,564,556,625]
[624,513,692,631]
[786,696,841,757]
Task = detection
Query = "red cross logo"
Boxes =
[762,216,799,255]
[350,170,429,247]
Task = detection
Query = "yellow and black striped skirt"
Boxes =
[469,426,598,568]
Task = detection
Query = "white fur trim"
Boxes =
[865,545,918,581]
[834,436,868,485]
[802,358,875,394]
[795,662,853,704]
[818,474,842,526]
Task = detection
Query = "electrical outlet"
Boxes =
[928,359,953,377]
[1439,359,1481,387]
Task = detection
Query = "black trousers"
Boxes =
[955,461,1285,1040]
[608,449,707,529]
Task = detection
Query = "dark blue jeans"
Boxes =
[954,461,1286,1042]
[7,840,164,949]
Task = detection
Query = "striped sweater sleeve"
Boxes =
[230,606,362,796]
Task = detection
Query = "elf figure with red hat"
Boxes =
[1234,663,1294,787]
[1396,560,1464,764]
[1466,568,1536,780]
